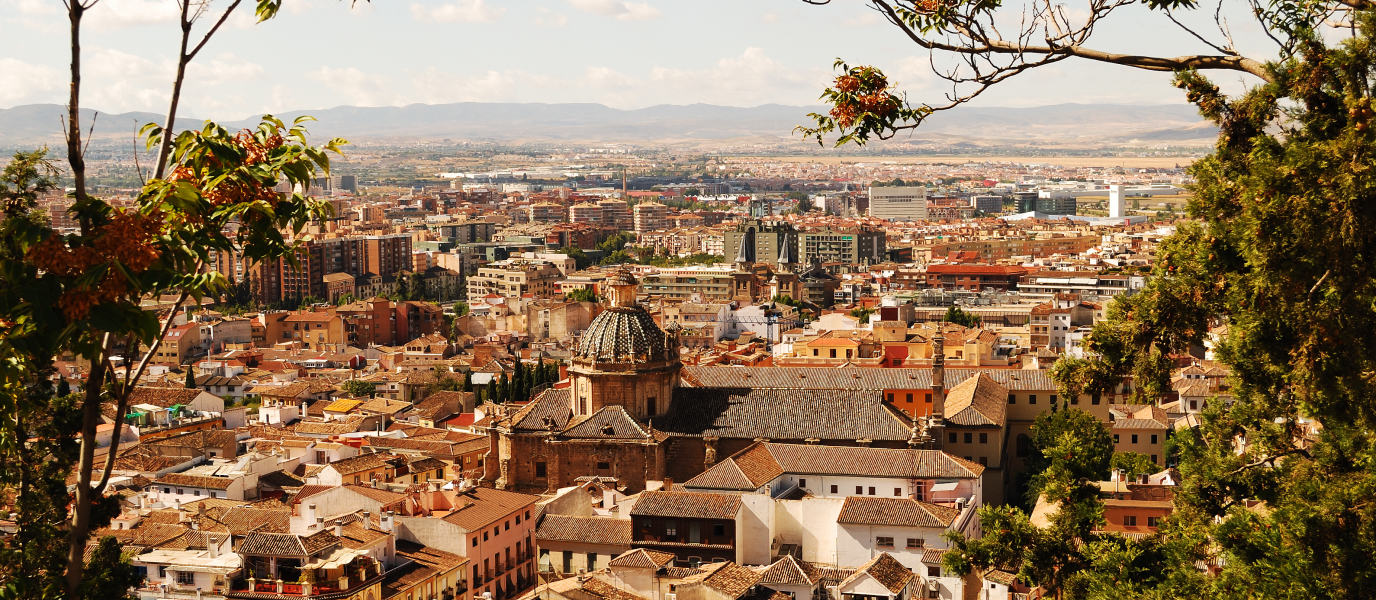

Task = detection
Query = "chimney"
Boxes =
[315,517,324,531]
[381,511,394,532]
[191,521,199,531]
[662,477,673,491]
[208,535,219,558]
[198,502,206,518]
[931,330,946,417]
[362,511,371,527]
[174,499,182,512]
[335,523,344,537]
[306,503,317,523]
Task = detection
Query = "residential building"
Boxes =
[632,202,668,233]
[799,226,886,266]
[467,260,564,301]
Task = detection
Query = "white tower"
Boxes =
[1109,185,1127,218]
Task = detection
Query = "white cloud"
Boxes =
[412,68,518,103]
[566,0,660,21]
[188,53,267,86]
[411,0,503,23]
[310,67,406,107]
[646,47,825,107]
[534,7,567,26]
[84,0,180,30]
[0,58,63,106]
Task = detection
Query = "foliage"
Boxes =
[597,232,633,254]
[1110,452,1159,480]
[943,305,981,328]
[451,302,470,317]
[796,61,929,147]
[566,288,599,303]
[340,378,376,398]
[184,368,196,389]
[848,306,875,323]
[1020,409,1113,510]
[771,294,801,308]
[556,246,593,270]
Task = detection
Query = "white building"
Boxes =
[868,187,928,221]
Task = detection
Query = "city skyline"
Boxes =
[0,0,1274,121]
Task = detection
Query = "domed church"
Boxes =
[485,269,683,493]
[484,268,921,494]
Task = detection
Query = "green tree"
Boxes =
[557,246,592,270]
[943,306,981,328]
[1110,452,1159,480]
[340,379,376,398]
[184,368,197,389]
[566,287,599,303]
[462,370,473,392]
[848,306,875,324]
[1021,409,1113,510]
[452,301,470,317]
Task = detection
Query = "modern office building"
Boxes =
[868,186,928,221]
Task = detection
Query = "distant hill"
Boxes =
[0,102,1214,146]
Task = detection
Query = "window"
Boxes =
[596,462,610,470]
[831,485,838,494]
[177,571,195,585]
[354,476,361,485]
[176,488,184,495]
[1124,515,1137,526]
[856,486,863,494]
[159,567,168,579]
[876,537,894,547]
[906,393,913,403]
[948,433,957,444]
[1093,396,1101,405]
[483,532,489,541]
[929,591,939,599]
[830,349,836,358]
[163,487,170,494]
[894,488,902,496]
[1151,435,1158,444]
[927,567,940,577]
[1147,517,1160,527]
[925,393,932,403]
[516,515,521,525]
[1008,394,1016,405]
[1114,434,1120,443]
[1131,434,1139,444]
[964,433,973,444]
[473,537,478,547]
[979,433,988,444]
[887,393,894,402]
[868,487,876,496]
[907,538,924,549]
[563,551,573,574]
[1151,454,1158,464]
[1190,400,1199,410]
[1029,394,1037,405]
[646,397,656,415]
[665,520,678,537]
[493,527,499,537]
[504,521,510,531]
[194,490,201,497]
[1071,395,1079,405]
[587,553,598,570]
[799,479,806,488]
[713,522,725,536]
[979,457,989,466]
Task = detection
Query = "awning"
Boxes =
[929,482,959,492]
[302,547,367,570]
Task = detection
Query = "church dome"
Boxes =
[577,306,668,362]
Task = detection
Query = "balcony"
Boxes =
[226,562,382,600]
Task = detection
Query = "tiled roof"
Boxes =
[943,373,1007,427]
[507,389,573,432]
[1109,404,1169,429]
[360,398,412,415]
[326,452,402,476]
[130,387,206,408]
[656,388,912,441]
[754,556,812,586]
[295,420,369,436]
[628,491,741,520]
[577,305,669,363]
[343,483,408,504]
[236,530,339,557]
[841,553,913,594]
[680,367,1058,392]
[407,391,470,422]
[535,515,632,546]
[439,487,540,532]
[683,443,983,490]
[680,562,761,598]
[395,539,467,572]
[559,406,652,440]
[984,570,1018,586]
[211,506,291,535]
[836,497,961,528]
[608,548,677,569]
[920,548,947,565]
[156,472,235,490]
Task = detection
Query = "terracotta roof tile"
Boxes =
[836,497,961,528]
[535,515,632,546]
[628,491,741,520]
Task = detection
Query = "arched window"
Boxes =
[1016,434,1032,458]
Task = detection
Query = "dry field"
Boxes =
[753,156,1198,169]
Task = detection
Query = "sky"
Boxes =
[0,0,1280,121]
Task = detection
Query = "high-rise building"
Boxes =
[799,226,886,266]
[364,234,413,279]
[568,203,602,225]
[868,186,928,221]
[633,201,668,233]
[529,202,566,224]
[598,199,633,230]
[972,195,1004,214]
[723,219,797,266]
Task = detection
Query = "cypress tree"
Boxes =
[184,368,196,389]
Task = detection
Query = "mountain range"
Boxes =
[0,102,1214,147]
